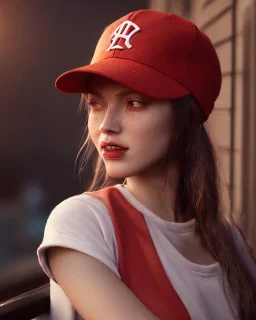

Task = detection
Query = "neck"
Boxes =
[124,167,179,222]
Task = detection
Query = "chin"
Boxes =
[106,168,126,179]
[105,163,150,180]
[104,152,166,179]
[106,172,127,180]
[105,165,132,180]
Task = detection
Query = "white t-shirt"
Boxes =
[37,184,256,320]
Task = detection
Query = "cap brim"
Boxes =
[55,58,190,100]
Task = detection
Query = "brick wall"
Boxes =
[149,0,256,249]
[191,0,235,218]
[192,0,256,248]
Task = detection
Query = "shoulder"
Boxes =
[229,222,250,251]
[44,193,113,237]
[230,222,256,277]
[41,192,118,246]
[37,192,120,281]
[48,193,110,220]
[230,222,251,248]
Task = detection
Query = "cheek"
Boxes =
[133,113,172,149]
[88,114,100,144]
[125,121,171,173]
[88,124,100,154]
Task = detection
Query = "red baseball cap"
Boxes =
[55,9,222,120]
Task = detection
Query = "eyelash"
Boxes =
[86,101,102,110]
[127,100,148,108]
[86,100,148,110]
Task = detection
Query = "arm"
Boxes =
[48,247,161,320]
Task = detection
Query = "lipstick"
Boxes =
[103,148,128,159]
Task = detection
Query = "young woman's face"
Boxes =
[86,75,173,179]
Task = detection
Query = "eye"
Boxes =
[127,100,148,108]
[86,101,104,110]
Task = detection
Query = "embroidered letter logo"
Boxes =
[107,20,140,51]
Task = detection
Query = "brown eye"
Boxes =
[128,100,147,108]
[87,101,104,110]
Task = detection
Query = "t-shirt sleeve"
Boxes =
[231,223,256,280]
[37,194,120,283]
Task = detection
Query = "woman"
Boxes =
[37,9,256,320]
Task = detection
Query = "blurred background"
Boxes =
[1,0,255,319]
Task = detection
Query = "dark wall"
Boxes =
[1,0,148,208]
[0,0,148,301]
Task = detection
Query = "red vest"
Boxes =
[88,186,191,320]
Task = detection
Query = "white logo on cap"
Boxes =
[107,20,140,51]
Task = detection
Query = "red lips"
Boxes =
[100,141,128,149]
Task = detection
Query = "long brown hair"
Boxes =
[76,93,256,319]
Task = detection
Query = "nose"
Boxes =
[99,110,122,134]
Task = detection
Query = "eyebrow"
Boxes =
[87,88,143,98]
[115,88,140,97]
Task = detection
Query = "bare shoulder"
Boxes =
[48,247,161,320]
